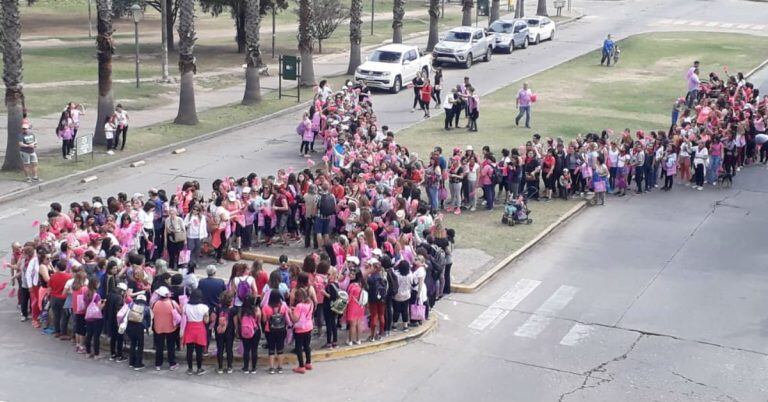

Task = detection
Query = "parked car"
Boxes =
[488,19,530,53]
[432,26,494,69]
[525,16,557,45]
[354,44,433,93]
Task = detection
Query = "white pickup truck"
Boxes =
[354,44,433,93]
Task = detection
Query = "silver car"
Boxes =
[488,19,530,54]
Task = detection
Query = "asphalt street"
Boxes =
[1,0,768,401]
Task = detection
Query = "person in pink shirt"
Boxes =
[151,286,181,371]
[479,155,496,210]
[290,288,314,373]
[515,82,533,128]
[707,136,723,184]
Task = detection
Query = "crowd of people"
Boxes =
[5,79,457,376]
[5,57,767,378]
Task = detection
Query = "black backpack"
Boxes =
[269,308,286,331]
[318,193,336,217]
[386,268,399,298]
[369,274,388,302]
[429,245,446,281]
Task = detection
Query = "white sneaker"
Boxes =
[697,186,703,191]
[107,150,114,155]
[736,167,741,172]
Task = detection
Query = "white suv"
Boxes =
[432,26,494,69]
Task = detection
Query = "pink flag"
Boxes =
[32,220,40,227]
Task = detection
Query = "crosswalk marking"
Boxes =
[654,19,768,30]
[468,278,541,331]
[0,208,26,221]
[559,323,594,346]
[514,285,579,339]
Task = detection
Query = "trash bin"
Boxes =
[477,0,489,16]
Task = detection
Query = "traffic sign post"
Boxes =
[279,55,301,103]
[75,134,94,162]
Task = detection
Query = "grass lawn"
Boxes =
[397,32,768,267]
[0,75,351,183]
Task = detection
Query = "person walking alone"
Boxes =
[515,83,533,129]
[601,34,615,66]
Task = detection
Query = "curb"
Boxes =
[0,100,313,205]
[122,314,437,367]
[451,201,587,293]
[240,251,303,266]
[746,57,768,78]
[555,12,586,27]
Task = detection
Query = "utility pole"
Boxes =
[87,0,93,38]
[160,0,170,82]
[272,6,276,58]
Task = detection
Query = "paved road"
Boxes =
[2,0,768,401]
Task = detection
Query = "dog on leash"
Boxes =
[717,171,733,188]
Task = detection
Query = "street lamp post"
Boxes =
[131,4,143,88]
[272,6,276,58]
[160,0,170,81]
[371,0,374,36]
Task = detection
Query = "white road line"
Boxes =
[705,22,720,27]
[468,278,541,332]
[0,208,26,221]
[672,20,689,25]
[720,23,734,28]
[514,285,579,339]
[559,323,594,346]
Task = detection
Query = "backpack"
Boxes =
[241,314,257,339]
[127,303,145,323]
[236,277,252,302]
[216,309,229,334]
[491,164,502,185]
[358,287,369,307]
[318,193,336,217]
[429,246,447,281]
[386,269,399,298]
[330,288,349,315]
[296,122,304,136]
[269,306,287,331]
[369,274,388,302]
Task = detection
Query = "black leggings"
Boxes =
[300,141,311,155]
[216,332,235,369]
[186,343,204,370]
[62,139,74,158]
[412,91,420,109]
[117,125,129,150]
[241,331,261,370]
[85,319,103,355]
[393,300,409,324]
[294,331,312,367]
[419,99,430,114]
[694,164,705,187]
[443,263,452,294]
[215,231,227,260]
[432,89,441,105]
[322,301,337,344]
[664,174,673,189]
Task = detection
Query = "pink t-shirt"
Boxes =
[293,302,314,334]
[709,142,723,157]
[517,89,532,107]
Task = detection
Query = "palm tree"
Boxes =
[94,0,115,146]
[426,0,440,51]
[298,0,315,86]
[242,0,262,105]
[1,0,24,171]
[174,0,198,124]
[461,0,473,26]
[490,0,500,22]
[515,0,525,18]
[536,0,547,16]
[392,0,405,44]
[346,0,363,75]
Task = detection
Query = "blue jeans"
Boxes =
[707,155,721,184]
[427,186,439,212]
[483,184,495,210]
[644,165,654,190]
[515,106,531,128]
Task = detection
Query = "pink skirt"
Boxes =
[183,321,208,347]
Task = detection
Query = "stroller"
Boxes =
[501,195,533,226]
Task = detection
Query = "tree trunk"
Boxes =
[1,0,24,171]
[490,0,500,22]
[392,0,405,44]
[94,0,115,146]
[536,0,547,16]
[235,6,246,54]
[174,0,198,125]
[166,0,175,51]
[515,0,525,18]
[427,0,440,51]
[298,0,315,87]
[346,0,362,75]
[242,0,262,105]
[462,0,473,26]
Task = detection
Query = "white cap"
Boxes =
[93,202,103,208]
[367,258,380,266]
[372,248,383,257]
[242,187,251,195]
[155,286,170,298]
[346,256,360,266]
[117,282,128,292]
[227,191,236,201]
